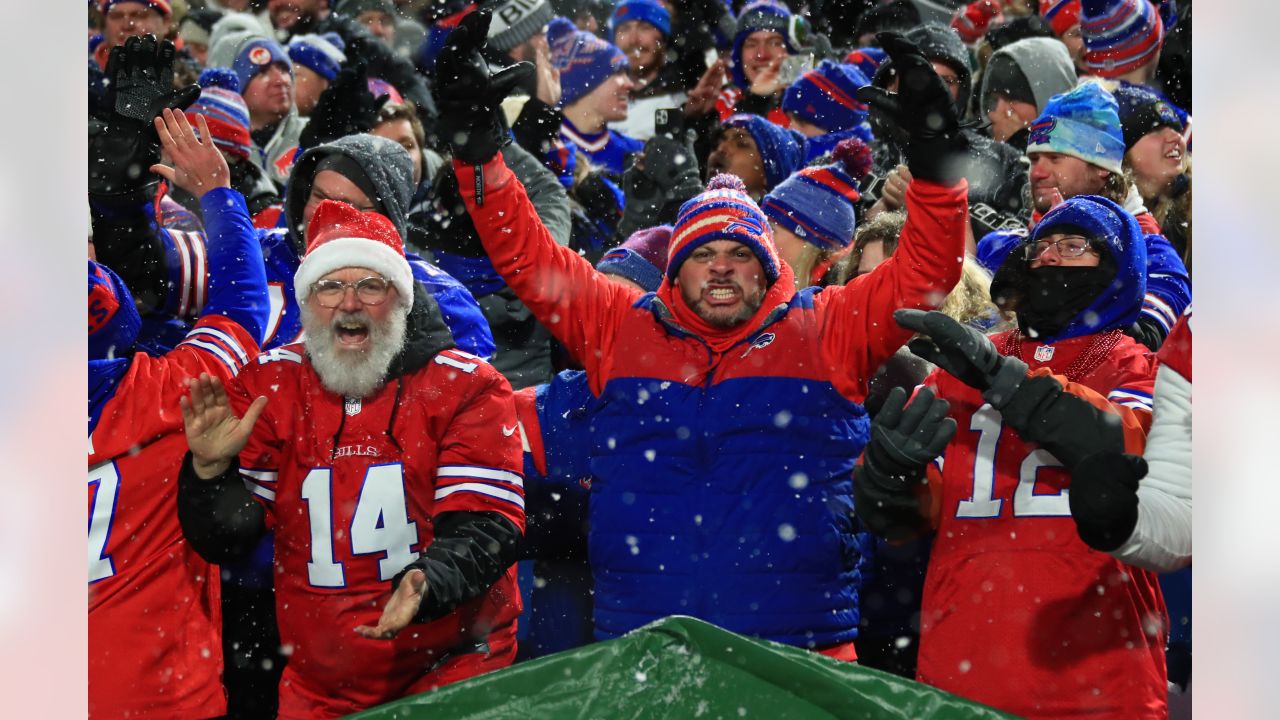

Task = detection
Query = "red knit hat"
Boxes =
[293,200,414,307]
[1040,0,1081,37]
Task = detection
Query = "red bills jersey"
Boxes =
[88,315,257,719]
[228,345,525,719]
[1157,306,1192,381]
[918,331,1168,720]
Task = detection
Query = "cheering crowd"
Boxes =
[86,0,1192,718]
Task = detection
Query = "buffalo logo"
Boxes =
[1027,118,1056,146]
[578,476,593,491]
[724,215,765,238]
[740,332,776,359]
[248,46,272,65]
[1154,100,1180,126]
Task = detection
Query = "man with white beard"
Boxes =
[176,199,526,719]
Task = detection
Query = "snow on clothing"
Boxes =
[181,293,525,719]
[455,152,968,649]
[559,117,644,176]
[918,193,1166,719]
[88,187,268,720]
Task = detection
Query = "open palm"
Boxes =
[180,373,267,478]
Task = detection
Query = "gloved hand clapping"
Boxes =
[299,62,389,150]
[895,308,1028,408]
[432,10,534,164]
[863,385,956,481]
[618,135,702,240]
[855,32,968,184]
[1069,452,1144,552]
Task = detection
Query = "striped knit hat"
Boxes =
[667,175,781,285]
[780,60,871,134]
[761,138,871,251]
[1081,0,1164,77]
[1040,0,1080,37]
[185,69,254,160]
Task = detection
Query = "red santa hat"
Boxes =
[294,200,414,307]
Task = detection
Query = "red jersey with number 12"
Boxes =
[918,330,1167,720]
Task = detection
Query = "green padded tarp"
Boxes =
[348,616,1019,719]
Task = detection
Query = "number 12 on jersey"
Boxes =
[88,462,121,583]
[301,463,421,588]
[955,405,1071,519]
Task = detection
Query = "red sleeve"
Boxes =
[513,386,546,478]
[431,351,528,532]
[1030,368,1152,453]
[225,350,294,525]
[90,314,260,462]
[817,178,969,402]
[1156,308,1192,381]
[454,155,639,391]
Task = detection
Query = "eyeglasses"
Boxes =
[311,276,393,308]
[1023,235,1098,261]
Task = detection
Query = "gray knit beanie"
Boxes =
[482,0,554,53]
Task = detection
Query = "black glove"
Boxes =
[618,135,702,240]
[298,62,389,149]
[855,32,968,184]
[432,10,534,164]
[854,385,955,541]
[995,373,1127,470]
[895,309,1028,408]
[864,385,956,480]
[89,35,200,206]
[1069,452,1145,552]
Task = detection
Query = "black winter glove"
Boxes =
[432,10,534,165]
[618,135,702,240]
[895,309,1028,408]
[995,373,1127,470]
[298,62,388,149]
[854,385,955,542]
[855,32,969,184]
[89,35,200,206]
[1069,452,1145,552]
[863,385,956,480]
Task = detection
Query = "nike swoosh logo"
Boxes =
[502,425,517,437]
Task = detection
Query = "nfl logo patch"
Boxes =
[345,397,362,416]
[249,46,272,65]
[1034,345,1055,362]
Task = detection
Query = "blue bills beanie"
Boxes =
[548,16,630,107]
[722,113,806,191]
[781,60,871,133]
[88,261,142,361]
[1026,82,1125,175]
[730,1,795,89]
[762,138,872,250]
[608,0,671,39]
[596,224,671,292]
[287,33,347,82]
[230,36,293,93]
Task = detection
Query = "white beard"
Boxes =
[302,302,409,399]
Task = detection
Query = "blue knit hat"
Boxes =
[288,33,347,82]
[548,16,629,107]
[975,228,1028,274]
[843,47,886,86]
[1111,82,1184,150]
[88,261,142,361]
[596,224,670,292]
[668,175,781,285]
[722,114,806,191]
[230,36,292,93]
[1026,82,1125,175]
[762,138,871,250]
[730,1,796,89]
[781,60,871,133]
[1027,194,1147,337]
[1081,0,1163,78]
[608,0,671,39]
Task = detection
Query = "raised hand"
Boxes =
[855,32,968,184]
[683,59,726,117]
[533,41,561,108]
[433,9,534,164]
[151,109,231,198]
[895,308,1028,407]
[298,62,388,149]
[865,386,956,479]
[354,569,428,640]
[106,34,201,127]
[180,373,268,479]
